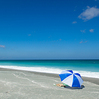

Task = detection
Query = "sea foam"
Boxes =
[0,65,99,79]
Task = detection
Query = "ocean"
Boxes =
[0,60,99,78]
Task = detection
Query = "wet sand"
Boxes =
[0,68,99,99]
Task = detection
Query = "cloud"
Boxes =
[72,21,77,24]
[87,6,90,9]
[0,45,5,48]
[28,34,31,36]
[80,41,88,43]
[80,29,86,33]
[80,41,83,43]
[85,41,88,43]
[89,29,94,32]
[78,6,99,21]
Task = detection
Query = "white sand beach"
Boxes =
[0,68,99,99]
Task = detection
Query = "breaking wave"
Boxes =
[0,65,99,78]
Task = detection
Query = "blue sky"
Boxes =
[0,0,99,59]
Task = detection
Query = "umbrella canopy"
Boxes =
[59,70,83,87]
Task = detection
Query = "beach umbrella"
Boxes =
[59,70,83,87]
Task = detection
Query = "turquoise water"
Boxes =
[0,60,99,78]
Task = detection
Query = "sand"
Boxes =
[0,68,99,99]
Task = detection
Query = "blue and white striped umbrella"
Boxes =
[59,70,83,87]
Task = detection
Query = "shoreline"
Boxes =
[0,68,99,85]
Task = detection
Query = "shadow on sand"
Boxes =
[64,85,85,89]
